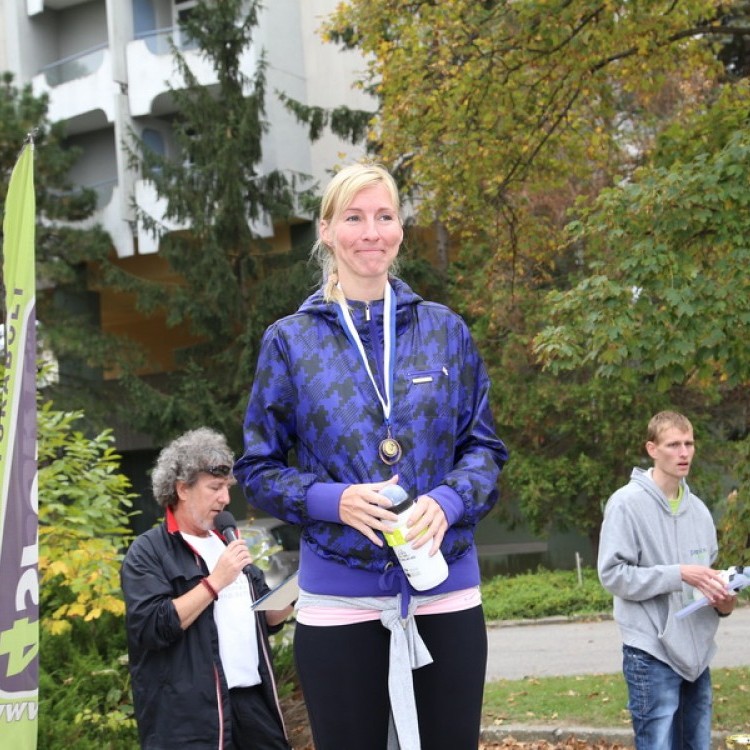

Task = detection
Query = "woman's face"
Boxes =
[320,183,403,296]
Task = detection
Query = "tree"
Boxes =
[0,74,124,424]
[535,102,750,394]
[315,0,750,546]
[101,0,317,446]
[531,91,750,540]
[322,1,736,242]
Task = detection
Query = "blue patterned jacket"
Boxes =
[234,277,508,598]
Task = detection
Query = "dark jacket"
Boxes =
[234,277,508,598]
[121,507,287,749]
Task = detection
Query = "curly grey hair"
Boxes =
[151,427,235,509]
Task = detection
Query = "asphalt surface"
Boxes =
[481,605,750,748]
[486,604,750,681]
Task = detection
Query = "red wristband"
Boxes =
[201,577,218,600]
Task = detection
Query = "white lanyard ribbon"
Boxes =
[335,282,396,422]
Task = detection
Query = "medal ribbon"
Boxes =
[335,282,397,425]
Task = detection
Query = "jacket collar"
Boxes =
[166,505,181,534]
[166,504,225,541]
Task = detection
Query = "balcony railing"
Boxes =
[40,43,107,87]
[135,26,198,56]
[46,178,116,211]
[89,178,117,209]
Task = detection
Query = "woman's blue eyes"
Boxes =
[344,214,394,222]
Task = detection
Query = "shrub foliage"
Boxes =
[481,567,613,621]
[38,400,137,745]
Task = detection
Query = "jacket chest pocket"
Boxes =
[407,367,449,385]
[402,367,451,420]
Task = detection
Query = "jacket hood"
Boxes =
[628,466,691,515]
[297,276,424,320]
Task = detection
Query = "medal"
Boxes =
[336,282,402,466]
[378,436,403,465]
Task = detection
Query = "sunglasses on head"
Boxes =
[203,464,231,477]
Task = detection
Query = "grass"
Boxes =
[481,667,750,734]
[483,672,630,729]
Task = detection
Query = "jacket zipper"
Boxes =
[214,664,224,749]
[249,575,289,741]
[673,514,701,663]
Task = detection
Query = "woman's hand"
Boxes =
[339,476,401,546]
[405,494,448,555]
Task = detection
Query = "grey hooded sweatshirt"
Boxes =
[598,467,720,681]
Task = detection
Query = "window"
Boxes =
[173,0,199,50]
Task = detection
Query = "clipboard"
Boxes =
[252,571,299,611]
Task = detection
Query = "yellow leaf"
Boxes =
[84,607,103,622]
[48,560,69,577]
[67,603,87,618]
[47,619,71,636]
[106,599,126,617]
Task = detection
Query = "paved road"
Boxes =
[486,604,750,681]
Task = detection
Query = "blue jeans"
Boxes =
[623,645,712,750]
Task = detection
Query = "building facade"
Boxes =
[3,0,369,255]
[0,0,374,524]
[1,0,372,413]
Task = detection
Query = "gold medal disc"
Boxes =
[378,437,403,465]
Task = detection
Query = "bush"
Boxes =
[38,402,135,636]
[36,400,137,746]
[481,566,612,621]
[271,635,297,699]
[39,614,137,749]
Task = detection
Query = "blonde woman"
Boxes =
[235,164,508,750]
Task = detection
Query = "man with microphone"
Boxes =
[121,427,293,749]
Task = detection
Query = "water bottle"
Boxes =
[380,485,449,591]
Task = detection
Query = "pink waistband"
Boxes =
[295,587,481,627]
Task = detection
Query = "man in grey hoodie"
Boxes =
[598,411,736,750]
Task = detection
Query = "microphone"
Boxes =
[214,510,252,576]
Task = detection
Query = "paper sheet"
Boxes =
[252,571,299,611]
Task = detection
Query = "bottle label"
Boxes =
[384,526,427,548]
[384,528,407,546]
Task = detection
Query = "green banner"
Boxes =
[0,142,38,749]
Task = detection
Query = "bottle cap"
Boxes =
[379,485,413,515]
[391,497,413,515]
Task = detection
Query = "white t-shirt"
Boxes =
[182,532,261,688]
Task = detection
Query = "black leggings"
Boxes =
[294,605,488,750]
